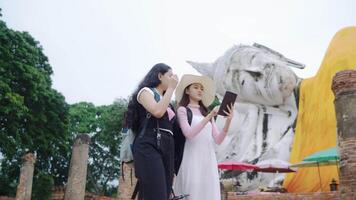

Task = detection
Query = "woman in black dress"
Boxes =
[126,63,178,200]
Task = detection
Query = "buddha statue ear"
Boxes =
[186,61,214,78]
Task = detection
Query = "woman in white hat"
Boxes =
[174,74,234,200]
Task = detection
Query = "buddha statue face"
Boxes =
[188,44,301,106]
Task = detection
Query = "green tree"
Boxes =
[0,15,70,196]
[0,10,128,197]
[31,172,54,200]
[209,96,221,110]
[68,99,127,196]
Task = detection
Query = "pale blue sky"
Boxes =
[1,0,355,105]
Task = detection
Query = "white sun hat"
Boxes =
[175,74,216,107]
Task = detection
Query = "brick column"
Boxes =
[332,70,356,199]
[51,186,65,200]
[64,134,91,200]
[15,153,36,200]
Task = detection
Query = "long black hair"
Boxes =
[126,63,171,132]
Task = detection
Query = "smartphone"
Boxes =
[218,91,237,116]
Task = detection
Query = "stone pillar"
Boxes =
[15,153,36,200]
[64,134,91,200]
[117,163,137,200]
[332,70,356,199]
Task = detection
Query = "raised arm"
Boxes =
[211,120,228,145]
[212,104,234,145]
[139,75,178,118]
[139,88,174,118]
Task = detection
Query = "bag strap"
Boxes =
[137,88,161,138]
[150,87,161,102]
[121,162,125,181]
[137,113,151,138]
[131,181,140,199]
[186,107,193,125]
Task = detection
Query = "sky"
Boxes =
[1,0,355,106]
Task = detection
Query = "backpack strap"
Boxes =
[131,181,140,199]
[150,87,161,102]
[121,161,125,181]
[137,113,151,138]
[173,106,193,175]
[186,107,193,125]
[137,88,160,138]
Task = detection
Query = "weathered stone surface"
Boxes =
[64,134,91,200]
[15,153,36,200]
[332,70,356,97]
[332,70,356,199]
[333,70,356,139]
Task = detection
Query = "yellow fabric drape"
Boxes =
[283,27,356,192]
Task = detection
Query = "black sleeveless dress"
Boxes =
[133,91,175,200]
